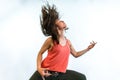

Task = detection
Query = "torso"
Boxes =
[41,38,70,73]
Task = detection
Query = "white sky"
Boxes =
[0,0,120,80]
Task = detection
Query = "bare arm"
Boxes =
[37,37,52,76]
[69,40,96,58]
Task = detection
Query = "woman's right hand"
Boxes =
[38,68,52,77]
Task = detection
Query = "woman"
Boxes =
[30,4,96,80]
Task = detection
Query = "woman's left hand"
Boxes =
[87,41,97,51]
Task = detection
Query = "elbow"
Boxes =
[73,54,79,58]
[74,56,79,58]
[71,52,79,58]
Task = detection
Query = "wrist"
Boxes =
[86,47,90,51]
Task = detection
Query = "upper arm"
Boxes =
[38,37,52,55]
[68,40,77,57]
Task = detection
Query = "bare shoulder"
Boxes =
[42,37,53,47]
[46,37,53,50]
[66,39,72,46]
[46,37,52,42]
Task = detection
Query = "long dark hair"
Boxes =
[40,4,59,43]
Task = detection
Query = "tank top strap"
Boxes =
[65,38,70,46]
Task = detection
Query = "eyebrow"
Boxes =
[56,20,64,24]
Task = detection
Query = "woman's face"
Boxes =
[55,19,66,30]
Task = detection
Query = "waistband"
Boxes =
[48,70,63,77]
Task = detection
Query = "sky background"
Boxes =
[0,0,120,80]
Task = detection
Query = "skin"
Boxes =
[37,19,97,77]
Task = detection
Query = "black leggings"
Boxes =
[29,70,87,80]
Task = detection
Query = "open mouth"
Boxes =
[65,27,69,30]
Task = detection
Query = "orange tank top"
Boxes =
[41,39,70,73]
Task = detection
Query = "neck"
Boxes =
[58,29,66,42]
[59,32,65,39]
[59,31,66,40]
[59,35,66,46]
[58,29,64,37]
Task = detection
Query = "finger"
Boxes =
[90,42,93,44]
[44,72,52,77]
[92,40,94,43]
[92,41,97,44]
[93,41,97,44]
[92,41,96,44]
[46,72,52,76]
[90,42,94,45]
